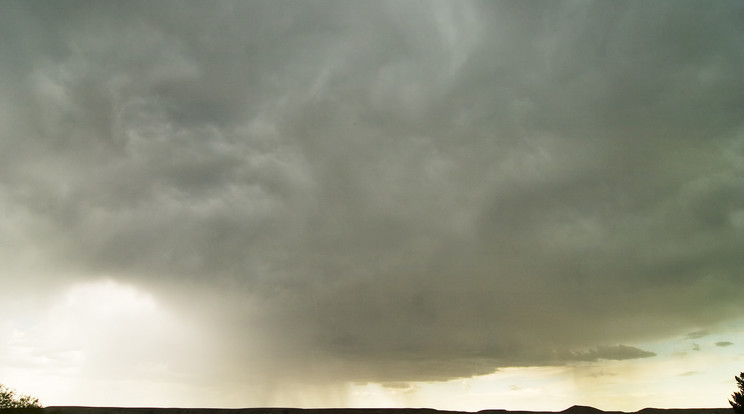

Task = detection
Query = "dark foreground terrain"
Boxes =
[33,405,732,414]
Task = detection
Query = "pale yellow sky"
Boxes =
[2,279,741,410]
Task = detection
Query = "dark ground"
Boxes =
[33,405,733,414]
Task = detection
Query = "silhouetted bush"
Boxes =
[0,384,42,410]
[731,372,744,414]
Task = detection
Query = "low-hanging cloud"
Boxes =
[1,0,743,390]
[564,346,656,362]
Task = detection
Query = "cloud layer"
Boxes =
[1,0,743,388]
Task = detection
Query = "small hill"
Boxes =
[562,406,609,414]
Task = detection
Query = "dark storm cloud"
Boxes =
[1,0,743,385]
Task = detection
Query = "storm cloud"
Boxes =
[1,0,743,390]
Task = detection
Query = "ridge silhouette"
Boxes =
[38,406,734,414]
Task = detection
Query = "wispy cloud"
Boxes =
[684,331,710,340]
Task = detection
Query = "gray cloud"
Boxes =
[715,341,733,347]
[563,345,656,362]
[1,0,743,387]
[684,331,709,340]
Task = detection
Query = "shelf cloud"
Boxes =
[1,0,743,390]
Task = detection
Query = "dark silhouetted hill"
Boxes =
[39,406,734,414]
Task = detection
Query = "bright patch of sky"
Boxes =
[2,280,742,409]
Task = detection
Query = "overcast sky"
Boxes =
[1,0,743,410]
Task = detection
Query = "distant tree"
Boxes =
[0,384,42,409]
[731,372,744,414]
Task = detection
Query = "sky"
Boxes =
[1,0,743,411]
